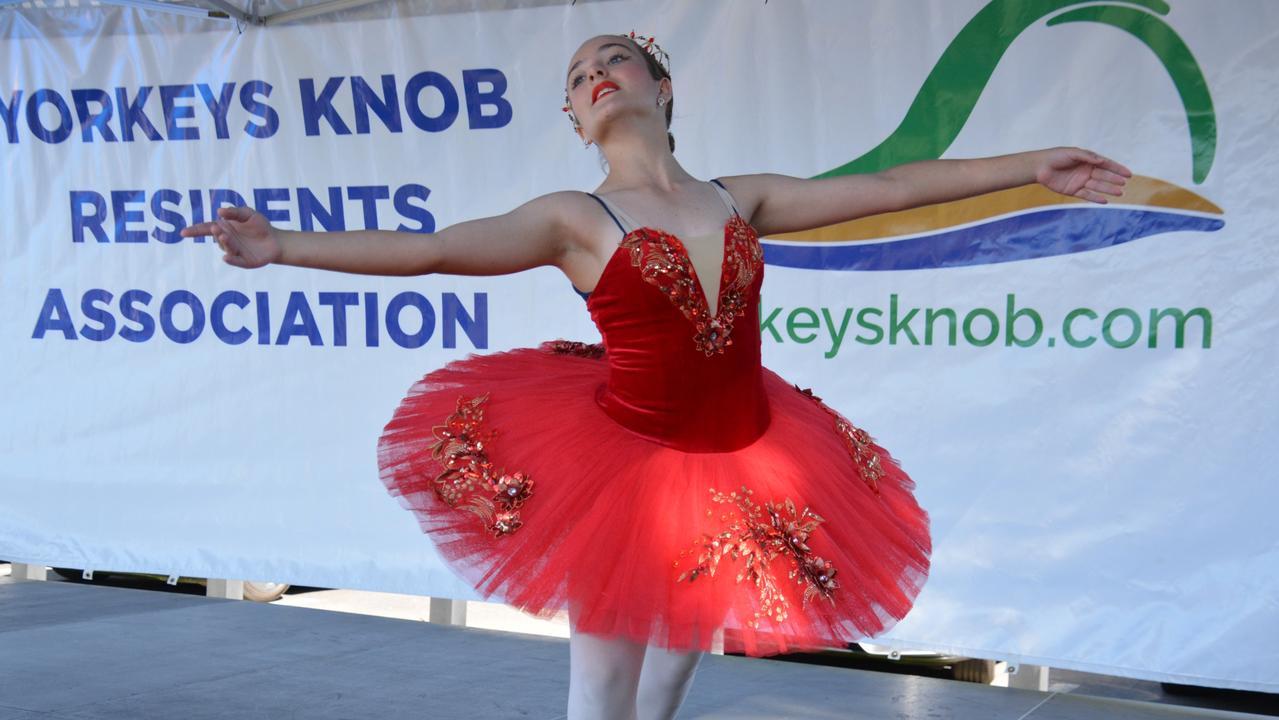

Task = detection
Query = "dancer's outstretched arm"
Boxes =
[179,191,581,277]
[721,147,1132,237]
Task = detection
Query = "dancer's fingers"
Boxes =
[215,218,242,250]
[181,221,219,238]
[218,206,254,222]
[1099,156,1133,177]
[1086,178,1125,196]
[1068,148,1132,178]
[1069,148,1102,165]
[1093,167,1129,185]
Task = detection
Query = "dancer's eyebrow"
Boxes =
[567,43,630,80]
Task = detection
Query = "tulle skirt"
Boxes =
[377,343,931,656]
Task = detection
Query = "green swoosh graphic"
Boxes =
[817,0,1215,184]
[1046,6,1216,182]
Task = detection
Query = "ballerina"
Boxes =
[182,31,1130,720]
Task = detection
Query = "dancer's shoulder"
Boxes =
[518,190,631,249]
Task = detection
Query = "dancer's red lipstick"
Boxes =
[592,81,619,104]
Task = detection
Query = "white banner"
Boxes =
[2,0,1276,692]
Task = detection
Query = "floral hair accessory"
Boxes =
[563,31,671,132]
[626,31,671,75]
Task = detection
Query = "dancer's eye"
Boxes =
[569,53,628,88]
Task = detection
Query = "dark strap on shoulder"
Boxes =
[574,192,621,302]
[586,193,627,236]
[709,178,742,217]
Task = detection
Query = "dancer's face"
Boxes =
[565,35,669,144]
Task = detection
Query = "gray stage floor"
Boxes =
[0,577,1270,720]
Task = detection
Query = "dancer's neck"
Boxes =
[597,127,692,194]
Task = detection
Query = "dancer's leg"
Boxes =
[567,614,646,720]
[635,643,703,720]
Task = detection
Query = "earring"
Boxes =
[657,96,667,107]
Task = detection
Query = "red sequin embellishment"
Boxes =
[795,385,885,495]
[621,215,762,356]
[541,339,605,359]
[429,394,534,537]
[677,486,838,627]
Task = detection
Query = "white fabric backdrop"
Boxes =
[2,0,1276,692]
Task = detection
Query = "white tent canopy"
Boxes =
[1,0,598,34]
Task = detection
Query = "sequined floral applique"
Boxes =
[429,393,534,537]
[540,339,605,359]
[676,486,838,627]
[621,216,763,356]
[795,385,885,495]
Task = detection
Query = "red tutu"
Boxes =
[378,345,930,656]
[377,184,931,656]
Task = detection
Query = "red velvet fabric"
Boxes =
[589,219,769,452]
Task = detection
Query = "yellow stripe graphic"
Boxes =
[771,176,1222,244]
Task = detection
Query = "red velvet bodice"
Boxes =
[586,215,770,453]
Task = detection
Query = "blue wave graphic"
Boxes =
[761,208,1224,271]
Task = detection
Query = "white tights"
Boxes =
[566,615,705,720]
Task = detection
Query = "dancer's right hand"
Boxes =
[181,206,281,269]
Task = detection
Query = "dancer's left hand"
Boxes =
[1034,147,1132,204]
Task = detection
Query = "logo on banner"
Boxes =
[763,0,1223,272]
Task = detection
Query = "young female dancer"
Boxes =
[183,32,1130,720]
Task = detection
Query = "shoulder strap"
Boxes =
[709,178,742,217]
[587,193,641,235]
[586,193,627,236]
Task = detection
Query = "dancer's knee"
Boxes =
[638,671,692,700]
[575,658,642,698]
[568,631,645,716]
[636,649,702,720]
